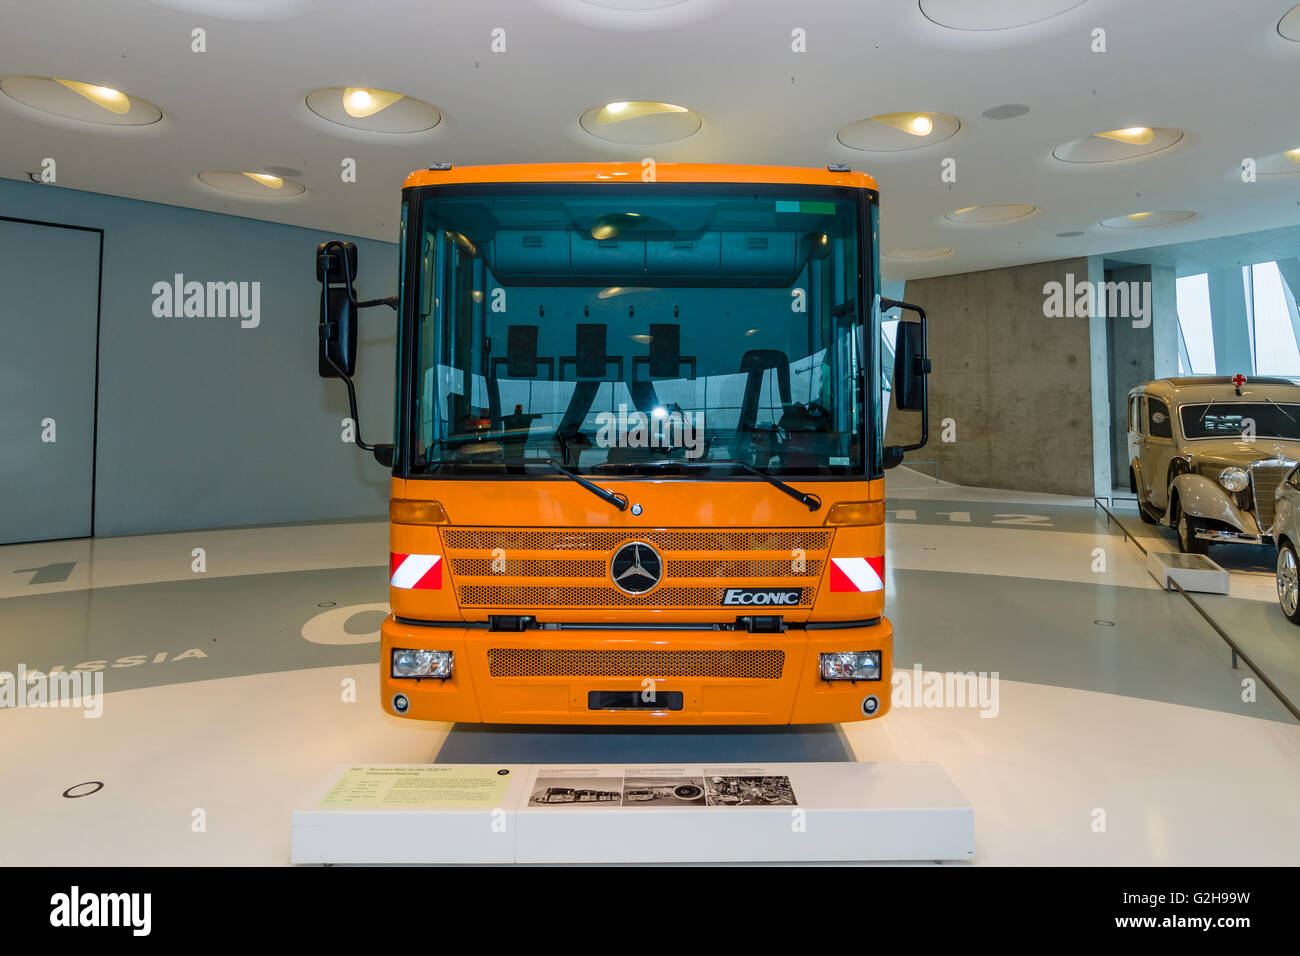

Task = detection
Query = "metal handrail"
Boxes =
[1093,497,1148,556]
[1170,580,1300,724]
[1094,497,1300,725]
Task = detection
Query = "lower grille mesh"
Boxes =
[487,648,785,679]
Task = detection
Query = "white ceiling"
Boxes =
[1,0,1298,281]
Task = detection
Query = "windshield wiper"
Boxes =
[726,460,823,511]
[1265,397,1295,422]
[618,458,822,512]
[533,458,627,511]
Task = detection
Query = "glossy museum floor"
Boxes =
[1,469,1298,866]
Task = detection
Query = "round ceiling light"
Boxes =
[306,86,440,134]
[197,170,306,199]
[919,0,1086,31]
[944,204,1037,224]
[0,76,161,126]
[1098,210,1195,229]
[583,0,690,7]
[1254,148,1300,177]
[143,0,311,19]
[982,103,1030,120]
[837,112,960,151]
[1279,4,1300,40]
[884,248,954,260]
[1052,126,1183,163]
[579,101,701,144]
[537,0,730,30]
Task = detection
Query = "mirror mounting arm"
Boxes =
[357,295,399,311]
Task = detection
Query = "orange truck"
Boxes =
[314,162,930,725]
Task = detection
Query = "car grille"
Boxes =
[487,647,785,679]
[442,527,831,610]
[1252,462,1291,534]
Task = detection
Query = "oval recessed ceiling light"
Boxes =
[1279,4,1300,40]
[837,112,959,151]
[584,0,690,7]
[945,204,1037,224]
[579,101,701,144]
[0,75,162,126]
[197,170,306,199]
[1052,126,1183,163]
[884,248,954,260]
[1098,210,1195,229]
[1095,126,1154,145]
[537,0,729,30]
[143,0,311,19]
[982,103,1030,120]
[305,86,440,134]
[1254,148,1300,177]
[920,0,1086,31]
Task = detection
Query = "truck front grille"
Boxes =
[443,527,831,610]
[487,647,785,679]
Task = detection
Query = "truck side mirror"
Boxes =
[892,320,926,412]
[881,298,931,470]
[317,240,359,379]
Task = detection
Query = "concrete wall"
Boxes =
[889,257,1096,496]
[0,177,398,536]
[1105,263,1178,487]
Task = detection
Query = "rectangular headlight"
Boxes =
[391,648,453,680]
[819,651,881,681]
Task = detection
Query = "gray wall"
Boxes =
[1105,263,1178,487]
[890,257,1097,496]
[0,177,398,536]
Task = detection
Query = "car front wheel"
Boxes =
[1277,543,1300,624]
[1175,504,1209,555]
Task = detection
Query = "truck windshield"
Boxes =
[1179,402,1300,440]
[405,183,874,478]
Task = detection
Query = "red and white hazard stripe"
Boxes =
[390,553,442,590]
[829,556,884,593]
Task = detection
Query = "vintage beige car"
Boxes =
[1126,376,1300,553]
[1270,464,1300,624]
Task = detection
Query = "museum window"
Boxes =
[1248,261,1300,376]
[1176,273,1214,375]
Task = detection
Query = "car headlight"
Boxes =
[391,648,453,679]
[1218,467,1249,493]
[819,651,881,681]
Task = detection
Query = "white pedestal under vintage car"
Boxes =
[1126,376,1300,554]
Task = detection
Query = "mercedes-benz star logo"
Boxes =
[610,541,663,595]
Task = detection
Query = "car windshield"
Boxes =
[406,183,873,478]
[1179,402,1300,440]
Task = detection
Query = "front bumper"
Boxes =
[1195,528,1269,546]
[380,615,893,726]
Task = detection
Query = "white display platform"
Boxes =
[1145,550,1229,594]
[292,761,975,864]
